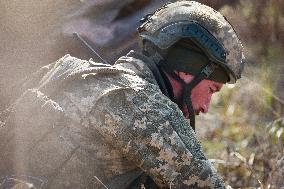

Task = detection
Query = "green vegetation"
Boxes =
[198,83,284,188]
[197,1,284,188]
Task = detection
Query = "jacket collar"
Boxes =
[115,50,173,99]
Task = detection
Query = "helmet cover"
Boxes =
[138,1,245,83]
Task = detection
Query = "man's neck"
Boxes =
[163,71,183,99]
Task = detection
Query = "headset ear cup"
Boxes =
[162,42,229,83]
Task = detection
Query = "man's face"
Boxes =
[171,72,223,118]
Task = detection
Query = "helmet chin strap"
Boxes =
[144,46,217,131]
[166,64,217,131]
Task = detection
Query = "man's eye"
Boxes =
[209,88,214,93]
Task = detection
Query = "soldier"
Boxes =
[0,1,244,189]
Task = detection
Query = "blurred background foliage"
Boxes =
[197,0,284,188]
[0,0,283,188]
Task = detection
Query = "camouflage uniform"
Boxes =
[0,52,226,189]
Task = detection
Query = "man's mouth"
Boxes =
[195,110,200,115]
[182,106,200,119]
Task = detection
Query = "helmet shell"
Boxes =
[138,1,245,83]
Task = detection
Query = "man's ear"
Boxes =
[176,71,194,84]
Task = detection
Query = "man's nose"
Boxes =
[202,95,212,113]
[201,104,209,113]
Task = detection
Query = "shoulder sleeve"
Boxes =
[91,82,226,189]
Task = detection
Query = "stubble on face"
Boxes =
[165,71,223,119]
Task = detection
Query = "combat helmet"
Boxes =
[138,1,245,130]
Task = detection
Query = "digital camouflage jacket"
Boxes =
[0,51,227,189]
